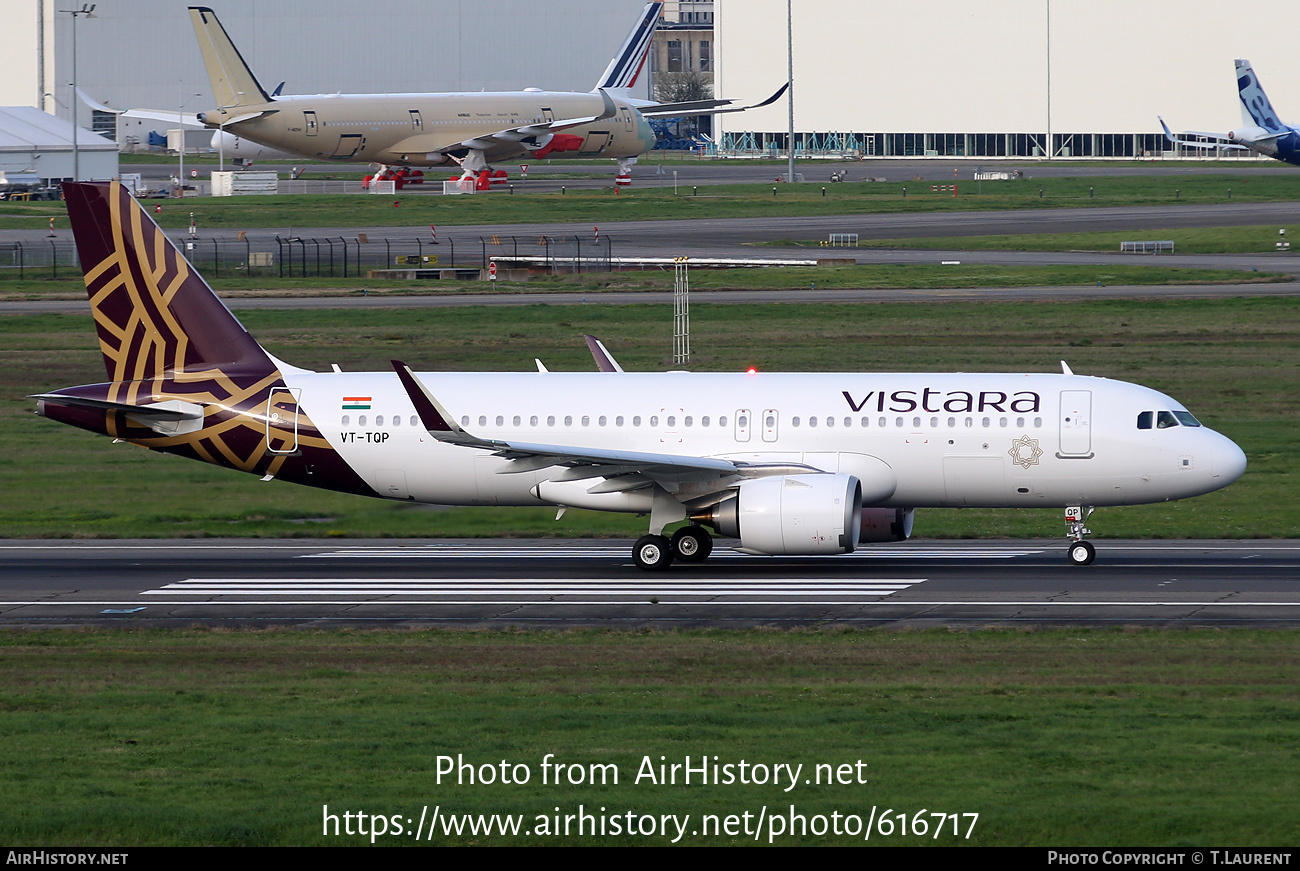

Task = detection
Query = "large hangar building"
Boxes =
[1,0,653,142]
[5,0,1300,162]
[715,0,1300,159]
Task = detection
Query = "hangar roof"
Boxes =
[0,106,118,153]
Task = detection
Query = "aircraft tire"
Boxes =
[1067,540,1096,566]
[671,526,713,562]
[633,534,674,571]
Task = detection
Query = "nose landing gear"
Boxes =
[1065,506,1096,566]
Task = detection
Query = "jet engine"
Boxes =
[699,474,863,555]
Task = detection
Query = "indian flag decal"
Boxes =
[342,396,372,410]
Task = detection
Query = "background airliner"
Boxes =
[186,4,783,187]
[1161,59,1300,167]
[36,182,1246,569]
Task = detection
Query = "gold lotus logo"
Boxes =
[1008,434,1045,469]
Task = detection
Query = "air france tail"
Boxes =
[594,2,662,92]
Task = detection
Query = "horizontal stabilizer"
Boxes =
[33,394,206,435]
[32,394,204,420]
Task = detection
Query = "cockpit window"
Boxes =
[1156,411,1179,429]
[1173,411,1201,427]
[1137,411,1152,430]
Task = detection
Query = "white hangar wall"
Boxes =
[1,0,651,119]
[715,0,1300,157]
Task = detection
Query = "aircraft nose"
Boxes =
[1212,433,1248,485]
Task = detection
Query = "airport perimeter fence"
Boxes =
[274,234,618,278]
[2,234,621,282]
[3,240,82,280]
[1,238,264,281]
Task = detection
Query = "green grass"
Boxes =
[0,262,1287,297]
[2,296,1296,539]
[779,224,1300,255]
[0,628,1296,846]
[6,173,1300,230]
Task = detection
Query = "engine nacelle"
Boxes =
[703,474,863,556]
[859,508,915,542]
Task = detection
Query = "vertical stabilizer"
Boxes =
[595,2,662,91]
[1236,58,1285,132]
[189,6,272,109]
[63,181,275,382]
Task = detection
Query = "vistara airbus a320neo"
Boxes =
[36,182,1246,569]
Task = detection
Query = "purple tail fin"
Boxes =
[63,181,275,382]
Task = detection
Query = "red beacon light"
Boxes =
[746,367,758,375]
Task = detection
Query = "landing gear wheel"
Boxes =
[671,526,713,562]
[1067,540,1096,566]
[633,534,674,571]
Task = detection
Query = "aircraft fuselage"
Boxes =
[43,370,1245,513]
[201,91,655,167]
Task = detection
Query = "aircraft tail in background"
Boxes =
[1236,58,1286,132]
[594,2,662,92]
[189,6,272,111]
[1160,58,1300,168]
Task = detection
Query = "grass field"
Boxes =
[0,628,1296,846]
[770,224,1300,255]
[3,296,1295,540]
[4,173,1299,230]
[0,262,1287,298]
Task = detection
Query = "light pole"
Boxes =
[177,94,200,197]
[786,0,795,184]
[60,4,96,183]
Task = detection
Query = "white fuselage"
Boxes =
[204,91,655,167]
[290,370,1245,511]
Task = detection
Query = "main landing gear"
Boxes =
[632,525,714,571]
[1065,505,1096,566]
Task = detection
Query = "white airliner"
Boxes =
[37,182,1247,569]
[1161,59,1300,167]
[185,4,784,187]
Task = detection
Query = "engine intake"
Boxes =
[699,473,863,555]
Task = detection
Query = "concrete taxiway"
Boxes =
[1,539,1297,629]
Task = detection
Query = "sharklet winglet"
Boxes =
[391,360,490,447]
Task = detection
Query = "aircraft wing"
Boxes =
[387,90,618,157]
[77,88,207,128]
[637,82,789,118]
[392,361,821,491]
[1158,116,1249,150]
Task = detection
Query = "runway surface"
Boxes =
[2,539,1297,628]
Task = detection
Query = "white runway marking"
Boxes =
[143,578,927,602]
